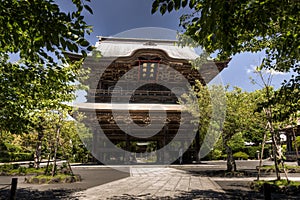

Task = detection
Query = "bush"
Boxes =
[0,151,10,162]
[202,149,223,160]
[25,174,81,184]
[250,180,300,194]
[0,164,45,175]
[245,145,272,159]
[18,166,27,174]
[233,151,249,160]
[211,149,223,160]
[15,152,34,161]
[0,151,33,162]
[245,146,260,159]
[0,164,14,172]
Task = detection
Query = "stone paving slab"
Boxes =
[72,167,225,199]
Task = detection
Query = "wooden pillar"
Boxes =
[195,130,201,163]
[10,178,18,200]
[125,134,130,163]
[263,183,272,200]
[163,124,169,164]
[156,140,162,163]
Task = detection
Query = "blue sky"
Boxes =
[62,0,291,92]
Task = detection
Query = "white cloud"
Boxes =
[246,65,258,74]
[266,69,286,75]
[246,64,286,75]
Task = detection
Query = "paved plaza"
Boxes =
[2,160,300,199]
[71,161,300,200]
[73,167,225,199]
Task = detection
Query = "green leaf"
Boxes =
[81,50,87,57]
[168,1,174,12]
[80,39,89,47]
[151,0,160,14]
[60,38,66,49]
[207,33,214,41]
[87,45,94,51]
[192,17,199,22]
[174,0,181,10]
[34,36,43,42]
[151,6,159,14]
[182,0,188,8]
[84,5,93,14]
[189,0,196,8]
[160,3,167,15]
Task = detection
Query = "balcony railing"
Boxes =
[87,89,179,103]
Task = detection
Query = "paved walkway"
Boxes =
[72,167,225,199]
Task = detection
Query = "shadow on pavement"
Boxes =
[172,167,263,178]
[0,188,79,200]
[106,189,300,200]
[1,185,300,199]
[106,189,264,200]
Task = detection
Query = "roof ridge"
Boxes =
[97,36,177,44]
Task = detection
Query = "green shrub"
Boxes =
[0,151,10,162]
[282,144,287,154]
[0,151,33,162]
[15,152,34,161]
[0,164,14,172]
[293,136,300,150]
[222,154,227,160]
[245,145,272,159]
[233,151,249,160]
[18,166,27,174]
[245,146,260,159]
[250,179,300,194]
[0,164,45,175]
[211,149,223,160]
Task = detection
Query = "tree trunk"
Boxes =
[44,147,52,175]
[34,131,44,169]
[257,128,267,181]
[225,142,236,172]
[264,106,283,181]
[58,137,74,175]
[272,130,289,181]
[195,131,201,163]
[51,125,60,177]
[271,130,281,180]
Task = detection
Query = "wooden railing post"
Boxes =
[10,178,18,200]
[263,183,271,200]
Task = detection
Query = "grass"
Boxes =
[11,167,44,175]
[259,164,300,172]
[254,179,300,187]
[1,163,81,184]
[34,174,72,180]
[251,179,300,194]
[0,164,44,175]
[25,173,81,184]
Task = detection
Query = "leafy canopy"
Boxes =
[152,0,300,122]
[0,0,93,133]
[152,0,299,72]
[0,0,93,63]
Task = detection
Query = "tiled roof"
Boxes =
[94,37,199,60]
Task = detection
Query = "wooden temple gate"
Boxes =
[73,37,229,164]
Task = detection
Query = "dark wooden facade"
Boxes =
[76,37,229,164]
